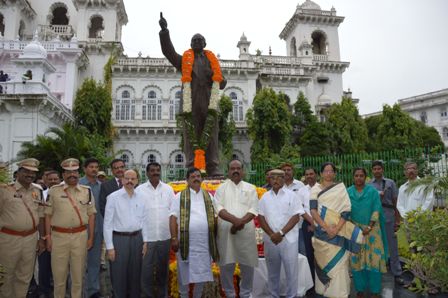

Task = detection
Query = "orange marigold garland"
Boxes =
[178,48,223,174]
[193,149,206,171]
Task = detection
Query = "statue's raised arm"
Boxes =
[159,12,168,31]
[159,12,182,69]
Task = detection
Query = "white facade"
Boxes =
[398,89,448,147]
[1,0,349,171]
[0,0,126,164]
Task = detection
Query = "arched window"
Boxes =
[51,5,69,25]
[143,90,162,121]
[443,127,448,140]
[290,37,297,57]
[170,90,181,120]
[121,153,130,164]
[122,90,130,98]
[89,15,104,39]
[147,154,157,163]
[0,13,5,37]
[115,90,135,120]
[230,92,244,122]
[173,153,185,168]
[18,20,25,39]
[311,31,327,55]
[420,111,427,124]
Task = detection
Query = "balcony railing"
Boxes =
[39,25,74,40]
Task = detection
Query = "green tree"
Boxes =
[413,120,444,148]
[17,124,112,173]
[73,78,113,143]
[376,104,422,150]
[325,97,368,154]
[291,92,315,136]
[300,121,332,156]
[365,114,383,152]
[218,95,236,162]
[246,88,292,163]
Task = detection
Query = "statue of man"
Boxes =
[159,12,226,177]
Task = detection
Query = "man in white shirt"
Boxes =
[136,162,175,298]
[297,168,316,286]
[397,162,435,218]
[258,169,305,298]
[169,168,218,298]
[214,160,259,298]
[103,169,150,298]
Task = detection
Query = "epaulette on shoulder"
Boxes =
[79,184,90,189]
[50,183,64,190]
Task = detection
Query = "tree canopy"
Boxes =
[246,88,293,163]
[72,78,113,144]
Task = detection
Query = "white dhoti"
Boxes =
[177,231,213,285]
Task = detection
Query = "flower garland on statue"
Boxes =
[178,48,223,172]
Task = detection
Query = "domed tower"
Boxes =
[279,0,349,113]
[237,33,251,60]
[279,0,344,61]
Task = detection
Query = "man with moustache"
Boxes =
[169,168,218,298]
[104,169,150,298]
[0,158,45,298]
[45,158,96,298]
[369,160,404,285]
[397,161,435,218]
[99,159,126,217]
[79,158,103,298]
[39,170,61,298]
[214,160,259,298]
[137,162,175,298]
[258,169,305,298]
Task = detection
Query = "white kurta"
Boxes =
[397,178,435,218]
[214,180,259,267]
[170,189,213,285]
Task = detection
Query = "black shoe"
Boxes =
[89,293,102,298]
[395,276,406,285]
[100,264,107,271]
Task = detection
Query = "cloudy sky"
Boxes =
[120,0,448,115]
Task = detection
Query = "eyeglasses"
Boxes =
[112,165,125,170]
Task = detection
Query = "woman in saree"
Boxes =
[310,162,362,298]
[348,167,388,298]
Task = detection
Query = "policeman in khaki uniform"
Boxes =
[44,158,96,298]
[0,158,45,298]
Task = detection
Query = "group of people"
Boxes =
[0,156,435,298]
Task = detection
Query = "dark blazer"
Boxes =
[99,178,120,217]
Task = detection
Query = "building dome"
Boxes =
[21,32,47,59]
[240,33,248,42]
[299,0,321,10]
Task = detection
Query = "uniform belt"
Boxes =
[113,230,141,236]
[382,203,395,209]
[1,227,37,237]
[52,225,87,233]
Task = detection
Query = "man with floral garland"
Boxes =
[159,12,226,176]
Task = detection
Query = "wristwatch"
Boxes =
[279,230,285,237]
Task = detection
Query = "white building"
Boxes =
[398,88,448,147]
[1,0,349,173]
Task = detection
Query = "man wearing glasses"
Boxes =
[103,169,150,297]
[99,159,126,217]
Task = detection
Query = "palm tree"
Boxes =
[17,124,112,172]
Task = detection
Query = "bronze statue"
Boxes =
[159,12,226,176]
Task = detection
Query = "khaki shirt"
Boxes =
[45,183,96,228]
[0,181,44,231]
